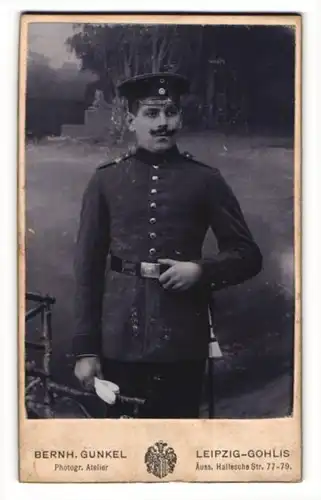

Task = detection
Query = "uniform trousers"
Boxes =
[101,359,206,419]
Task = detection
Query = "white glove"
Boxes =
[94,377,120,405]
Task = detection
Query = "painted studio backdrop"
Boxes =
[24,22,296,419]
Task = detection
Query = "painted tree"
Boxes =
[27,51,58,99]
[66,24,185,94]
[65,23,295,134]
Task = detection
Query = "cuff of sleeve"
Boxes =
[193,259,228,291]
[72,333,101,358]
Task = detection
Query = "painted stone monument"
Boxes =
[61,89,112,140]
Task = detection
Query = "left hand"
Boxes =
[158,259,202,291]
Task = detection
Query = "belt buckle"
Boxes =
[140,262,160,279]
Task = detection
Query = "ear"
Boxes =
[126,112,136,132]
[177,111,183,130]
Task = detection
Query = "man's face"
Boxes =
[128,99,182,152]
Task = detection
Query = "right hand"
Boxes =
[74,356,103,390]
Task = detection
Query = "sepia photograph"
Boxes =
[19,13,301,483]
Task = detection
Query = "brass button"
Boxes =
[152,165,159,169]
[151,189,157,194]
[149,218,156,224]
[152,175,159,181]
[149,232,157,239]
[149,248,156,256]
[150,202,157,209]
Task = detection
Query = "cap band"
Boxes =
[118,72,190,104]
[138,97,176,106]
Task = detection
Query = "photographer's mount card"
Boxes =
[19,13,301,482]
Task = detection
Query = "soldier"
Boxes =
[73,72,263,418]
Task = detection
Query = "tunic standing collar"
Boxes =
[135,145,181,165]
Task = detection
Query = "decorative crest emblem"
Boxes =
[144,440,177,478]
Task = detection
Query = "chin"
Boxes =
[153,139,173,152]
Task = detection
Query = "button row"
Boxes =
[149,167,159,257]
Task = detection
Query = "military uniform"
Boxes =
[72,73,262,418]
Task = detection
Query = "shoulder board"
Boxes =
[182,151,194,159]
[181,151,213,169]
[97,151,134,170]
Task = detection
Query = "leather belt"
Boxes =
[110,255,167,279]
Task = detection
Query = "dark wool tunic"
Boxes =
[73,145,262,362]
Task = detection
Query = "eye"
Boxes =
[144,109,159,118]
[165,106,179,117]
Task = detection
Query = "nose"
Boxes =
[157,111,167,127]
